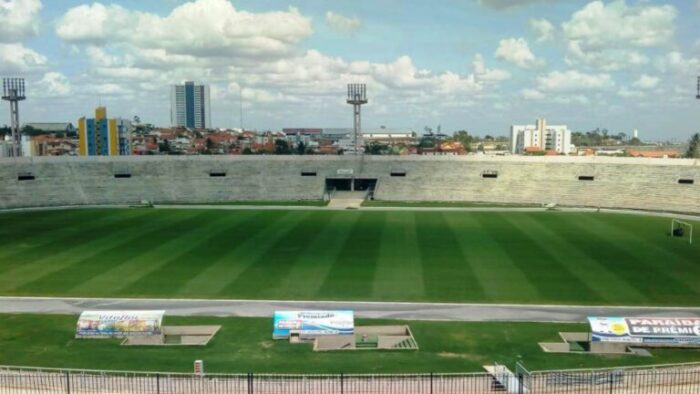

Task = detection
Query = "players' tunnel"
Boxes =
[326,178,353,191]
[353,178,377,191]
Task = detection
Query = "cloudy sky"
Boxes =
[1,0,699,139]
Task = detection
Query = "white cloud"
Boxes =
[475,0,561,10]
[472,54,511,84]
[56,0,313,59]
[563,1,676,49]
[565,41,648,71]
[655,51,700,75]
[495,37,544,69]
[530,18,555,43]
[48,0,514,127]
[537,70,614,93]
[33,72,72,97]
[520,88,545,100]
[632,74,660,90]
[617,86,644,98]
[0,0,41,42]
[0,43,46,73]
[562,0,676,70]
[325,11,361,32]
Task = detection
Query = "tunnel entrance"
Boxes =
[326,178,353,191]
[353,178,377,191]
[325,178,378,192]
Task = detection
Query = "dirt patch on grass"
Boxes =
[259,341,274,349]
[438,352,481,362]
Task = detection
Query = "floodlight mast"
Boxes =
[2,78,27,157]
[346,84,368,155]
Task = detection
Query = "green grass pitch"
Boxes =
[0,208,698,305]
[3,314,700,373]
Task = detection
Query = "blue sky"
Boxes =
[1,0,699,140]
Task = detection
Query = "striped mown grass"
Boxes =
[0,208,698,306]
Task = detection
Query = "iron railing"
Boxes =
[2,363,700,393]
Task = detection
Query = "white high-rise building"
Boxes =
[170,81,211,129]
[511,118,573,154]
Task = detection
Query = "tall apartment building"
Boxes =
[511,118,573,154]
[78,106,130,156]
[170,81,211,129]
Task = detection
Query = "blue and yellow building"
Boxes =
[78,106,130,156]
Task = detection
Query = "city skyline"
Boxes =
[0,0,699,139]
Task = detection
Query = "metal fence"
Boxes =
[2,363,700,394]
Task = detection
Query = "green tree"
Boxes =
[366,141,390,155]
[242,147,254,155]
[452,130,474,151]
[159,139,171,154]
[686,133,700,158]
[204,138,216,154]
[274,139,291,154]
[21,125,40,136]
[296,141,308,155]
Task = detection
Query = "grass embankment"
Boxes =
[2,314,700,373]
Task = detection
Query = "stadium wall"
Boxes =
[0,155,698,213]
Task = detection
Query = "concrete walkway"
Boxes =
[2,297,700,322]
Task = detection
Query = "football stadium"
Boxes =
[0,155,699,393]
[1,1,700,392]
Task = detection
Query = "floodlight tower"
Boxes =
[346,83,368,155]
[2,78,26,157]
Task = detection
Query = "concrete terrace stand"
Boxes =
[540,332,671,357]
[299,326,418,352]
[122,325,220,346]
[1,155,699,213]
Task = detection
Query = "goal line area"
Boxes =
[671,219,694,244]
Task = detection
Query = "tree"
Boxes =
[686,133,700,158]
[452,130,474,151]
[366,141,389,155]
[274,139,291,154]
[242,147,253,155]
[204,138,216,154]
[296,141,307,155]
[21,125,40,136]
[159,139,171,154]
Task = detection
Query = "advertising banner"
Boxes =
[76,310,164,338]
[588,317,700,345]
[273,310,354,339]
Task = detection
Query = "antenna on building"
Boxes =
[346,83,368,155]
[2,77,27,157]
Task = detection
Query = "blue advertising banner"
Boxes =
[273,310,354,339]
[588,317,700,345]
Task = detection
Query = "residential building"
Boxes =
[511,118,573,154]
[78,106,131,156]
[170,81,211,129]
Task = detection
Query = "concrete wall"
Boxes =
[0,155,698,212]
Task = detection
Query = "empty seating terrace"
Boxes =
[0,155,697,213]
